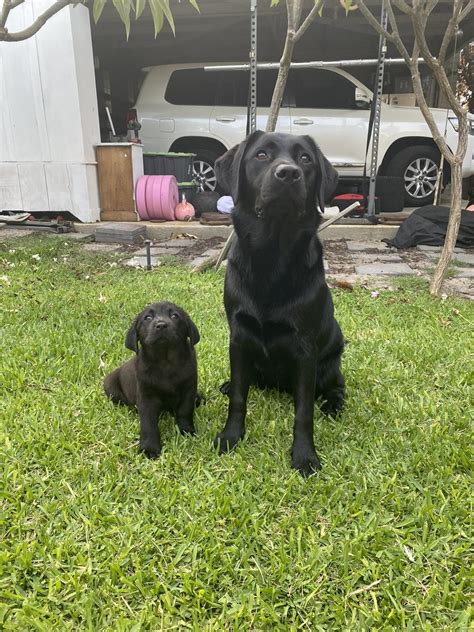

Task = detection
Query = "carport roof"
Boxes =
[91,0,468,68]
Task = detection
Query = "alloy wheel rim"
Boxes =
[192,160,217,192]
[404,158,438,199]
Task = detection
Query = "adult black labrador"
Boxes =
[104,302,200,458]
[213,131,344,476]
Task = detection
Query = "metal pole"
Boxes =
[367,1,388,217]
[204,58,426,72]
[249,0,258,133]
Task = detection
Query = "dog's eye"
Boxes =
[144,314,153,320]
[170,313,178,320]
[256,150,268,160]
[300,154,312,164]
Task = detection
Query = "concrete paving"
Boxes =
[124,256,161,269]
[417,245,466,253]
[355,262,415,276]
[347,240,392,252]
[83,243,122,253]
[453,253,474,266]
[453,268,474,278]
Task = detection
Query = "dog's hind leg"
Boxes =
[315,353,345,417]
[104,371,130,406]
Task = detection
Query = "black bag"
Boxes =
[384,205,474,249]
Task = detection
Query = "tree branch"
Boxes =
[390,0,414,15]
[356,1,396,44]
[0,0,77,42]
[294,0,324,43]
[459,0,474,22]
[438,0,462,66]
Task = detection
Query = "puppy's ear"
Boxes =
[214,130,264,204]
[304,136,338,213]
[125,315,140,353]
[184,313,200,346]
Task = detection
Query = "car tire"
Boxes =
[192,149,222,192]
[386,145,441,207]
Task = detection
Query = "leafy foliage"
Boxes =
[91,0,200,39]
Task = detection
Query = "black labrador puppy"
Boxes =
[104,301,200,458]
[213,131,344,476]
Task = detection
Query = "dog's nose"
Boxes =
[155,319,168,330]
[274,163,302,184]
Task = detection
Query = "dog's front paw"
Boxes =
[320,392,344,418]
[139,441,162,459]
[213,431,242,453]
[177,422,196,436]
[291,446,321,477]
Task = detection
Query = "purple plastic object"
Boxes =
[135,175,178,221]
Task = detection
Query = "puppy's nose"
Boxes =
[274,163,302,184]
[155,319,168,330]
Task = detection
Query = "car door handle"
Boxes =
[294,117,314,125]
[216,116,236,122]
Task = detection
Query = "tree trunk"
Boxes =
[429,162,464,296]
[266,28,296,132]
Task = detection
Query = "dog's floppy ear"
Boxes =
[214,130,264,204]
[183,313,200,346]
[125,314,140,353]
[304,136,338,213]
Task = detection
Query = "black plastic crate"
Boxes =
[375,176,405,212]
[143,152,196,182]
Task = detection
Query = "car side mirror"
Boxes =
[355,87,371,109]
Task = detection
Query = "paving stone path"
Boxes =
[1,227,472,299]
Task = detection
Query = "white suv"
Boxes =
[133,63,474,206]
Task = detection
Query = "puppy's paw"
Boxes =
[195,393,205,407]
[139,442,162,459]
[219,381,231,397]
[291,447,322,477]
[213,432,242,453]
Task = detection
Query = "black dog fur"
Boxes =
[104,302,200,458]
[213,131,344,476]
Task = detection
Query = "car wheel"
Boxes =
[386,146,441,206]
[192,149,220,192]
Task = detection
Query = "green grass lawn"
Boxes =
[1,235,472,630]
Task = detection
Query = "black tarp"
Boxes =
[385,205,474,249]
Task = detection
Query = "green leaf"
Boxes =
[112,0,131,39]
[135,0,146,19]
[341,0,354,14]
[156,0,175,36]
[92,0,107,23]
[149,0,164,37]
[187,0,200,12]
[270,0,280,6]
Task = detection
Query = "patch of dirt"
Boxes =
[323,240,355,274]
[177,236,225,260]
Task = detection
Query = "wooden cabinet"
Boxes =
[96,143,143,222]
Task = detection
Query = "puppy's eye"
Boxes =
[300,154,312,164]
[256,150,268,160]
[170,313,179,320]
[144,314,153,320]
